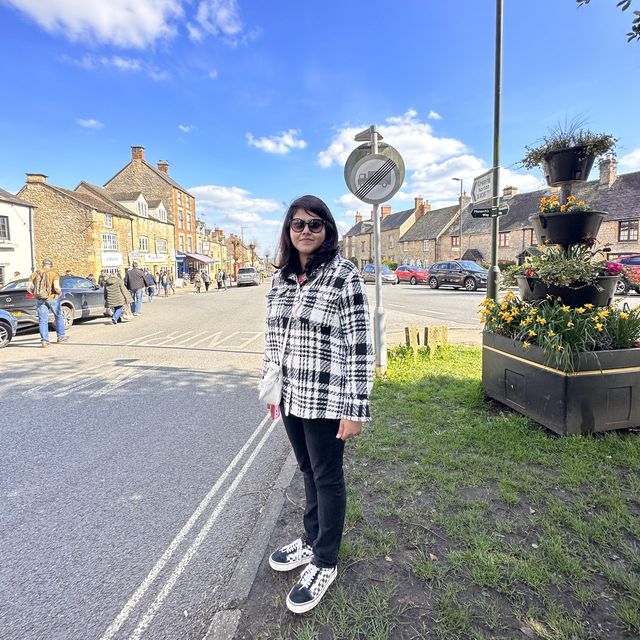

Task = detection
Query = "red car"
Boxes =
[612,254,640,295]
[395,264,429,285]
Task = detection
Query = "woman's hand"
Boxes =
[336,419,363,440]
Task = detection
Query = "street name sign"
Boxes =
[471,169,495,203]
[471,205,509,218]
[344,143,405,205]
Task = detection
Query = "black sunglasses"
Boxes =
[290,218,325,233]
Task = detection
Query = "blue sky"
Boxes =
[1,0,639,255]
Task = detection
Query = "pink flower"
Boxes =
[605,261,623,276]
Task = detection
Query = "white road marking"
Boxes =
[98,414,273,640]
[90,365,157,397]
[147,332,183,346]
[125,332,163,346]
[22,363,105,397]
[237,332,262,348]
[128,417,279,640]
[210,331,238,347]
[173,331,210,346]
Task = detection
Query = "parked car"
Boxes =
[0,308,18,348]
[428,260,488,291]
[362,263,398,285]
[0,275,108,329]
[236,267,261,287]
[612,254,640,295]
[395,264,429,285]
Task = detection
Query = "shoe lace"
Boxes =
[299,564,320,590]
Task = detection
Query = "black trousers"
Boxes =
[280,411,346,568]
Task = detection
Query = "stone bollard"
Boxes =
[405,325,421,360]
[405,325,449,360]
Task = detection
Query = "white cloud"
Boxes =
[76,118,104,129]
[61,54,169,80]
[178,124,196,133]
[189,0,242,43]
[320,109,543,217]
[246,129,307,155]
[619,148,640,172]
[428,110,442,120]
[190,183,283,256]
[208,68,219,79]
[6,0,183,48]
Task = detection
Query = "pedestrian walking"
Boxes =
[143,270,157,302]
[193,271,202,293]
[202,270,211,292]
[124,261,146,316]
[87,273,96,284]
[103,273,132,324]
[98,270,108,288]
[28,258,69,347]
[160,271,170,297]
[221,270,227,290]
[261,195,373,614]
[216,270,223,290]
[168,271,175,294]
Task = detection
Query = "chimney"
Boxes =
[157,160,169,175]
[414,195,423,211]
[381,205,392,219]
[503,185,518,198]
[599,157,618,189]
[26,173,47,184]
[415,196,432,220]
[461,193,472,209]
[355,211,362,224]
[131,146,145,161]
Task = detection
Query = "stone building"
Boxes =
[104,146,197,274]
[441,160,640,264]
[343,197,432,266]
[18,174,133,276]
[75,182,176,275]
[0,187,36,285]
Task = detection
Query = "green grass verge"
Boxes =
[258,345,640,639]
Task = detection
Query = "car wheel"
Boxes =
[429,277,439,289]
[464,277,478,292]
[0,321,13,348]
[62,304,74,329]
[410,276,417,285]
[615,279,629,295]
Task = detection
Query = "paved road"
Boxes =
[1,285,291,640]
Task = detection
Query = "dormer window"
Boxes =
[158,207,167,223]
[137,201,148,217]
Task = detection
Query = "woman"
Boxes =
[103,273,132,324]
[262,194,374,614]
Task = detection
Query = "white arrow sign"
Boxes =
[471,169,495,203]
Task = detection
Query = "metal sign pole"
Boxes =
[370,126,387,375]
[487,0,503,301]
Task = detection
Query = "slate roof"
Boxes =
[344,219,373,237]
[110,191,143,202]
[399,204,459,242]
[459,170,640,236]
[71,182,133,218]
[0,187,35,207]
[381,207,413,231]
[147,199,163,208]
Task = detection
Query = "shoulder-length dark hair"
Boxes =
[275,195,339,279]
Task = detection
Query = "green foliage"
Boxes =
[382,259,398,270]
[577,0,640,43]
[348,256,359,268]
[521,119,617,169]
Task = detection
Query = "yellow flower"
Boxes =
[546,294,553,300]
[567,321,575,328]
[577,307,585,314]
[505,316,514,323]
[500,301,508,310]
[596,322,603,331]
[620,312,630,320]
[537,317,547,325]
[488,303,496,311]
[480,316,486,323]
[523,342,531,349]
[524,317,532,325]
[584,303,594,310]
[529,308,537,316]
[528,330,536,337]
[560,205,567,212]
[547,330,555,337]
[599,309,609,318]
[561,305,570,312]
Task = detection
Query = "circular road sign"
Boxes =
[344,143,405,205]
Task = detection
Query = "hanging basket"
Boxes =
[515,275,618,308]
[542,146,596,186]
[530,210,606,246]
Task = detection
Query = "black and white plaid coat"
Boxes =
[262,254,374,421]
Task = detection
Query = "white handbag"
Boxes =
[259,288,302,406]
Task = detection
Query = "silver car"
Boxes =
[361,263,398,285]
[236,267,261,287]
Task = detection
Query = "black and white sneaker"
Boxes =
[269,537,314,572]
[286,563,337,614]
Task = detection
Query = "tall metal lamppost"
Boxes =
[452,177,463,258]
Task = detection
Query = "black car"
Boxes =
[0,275,108,329]
[428,260,488,291]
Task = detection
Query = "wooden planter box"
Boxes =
[482,332,640,435]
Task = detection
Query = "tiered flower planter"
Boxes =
[483,148,639,435]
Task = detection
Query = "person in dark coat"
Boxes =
[202,270,211,292]
[143,270,157,302]
[104,274,133,324]
[124,262,146,316]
